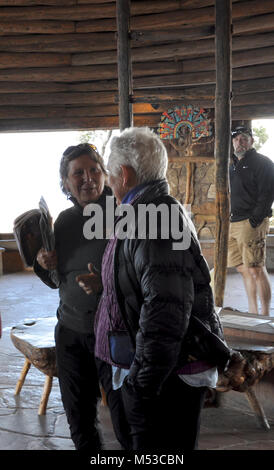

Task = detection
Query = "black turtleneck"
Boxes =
[34,186,113,334]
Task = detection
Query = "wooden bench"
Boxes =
[10,316,107,415]
[10,317,57,415]
[11,310,274,428]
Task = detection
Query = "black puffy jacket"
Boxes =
[113,179,229,396]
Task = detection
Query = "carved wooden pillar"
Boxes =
[116,0,133,131]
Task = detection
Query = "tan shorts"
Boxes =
[227,218,269,268]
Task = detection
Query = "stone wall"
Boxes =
[164,138,216,241]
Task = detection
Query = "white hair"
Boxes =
[108,127,168,184]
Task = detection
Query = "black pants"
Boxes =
[121,374,207,451]
[96,360,131,450]
[55,322,130,451]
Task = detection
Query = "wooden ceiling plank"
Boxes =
[0,1,76,4]
[0,5,116,21]
[0,90,117,106]
[234,13,274,35]
[0,104,118,119]
[232,90,274,105]
[173,45,274,73]
[0,52,71,68]
[0,80,118,93]
[0,32,116,53]
[0,65,118,81]
[0,103,165,119]
[131,26,215,45]
[133,64,274,88]
[0,116,121,131]
[232,104,274,119]
[0,21,75,35]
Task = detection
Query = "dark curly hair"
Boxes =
[60,143,107,195]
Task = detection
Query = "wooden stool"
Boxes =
[10,317,57,415]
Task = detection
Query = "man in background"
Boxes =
[228,125,274,315]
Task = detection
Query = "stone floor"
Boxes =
[0,269,274,457]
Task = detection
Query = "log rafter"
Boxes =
[0,0,274,129]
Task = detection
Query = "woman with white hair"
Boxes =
[81,127,230,450]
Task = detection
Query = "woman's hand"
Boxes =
[36,247,58,271]
[76,263,102,295]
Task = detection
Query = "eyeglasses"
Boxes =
[63,143,99,157]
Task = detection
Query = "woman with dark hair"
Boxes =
[34,143,129,451]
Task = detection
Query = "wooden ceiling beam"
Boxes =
[0,38,273,70]
[174,46,274,73]
[0,13,273,40]
[1,29,274,58]
[0,2,192,22]
[78,0,274,33]
[2,66,274,95]
[72,34,274,65]
[132,89,274,106]
[134,64,274,88]
[0,1,239,7]
[1,58,274,84]
[2,102,274,132]
[1,86,274,108]
[2,74,274,96]
[2,102,274,125]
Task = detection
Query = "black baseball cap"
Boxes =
[231,126,253,138]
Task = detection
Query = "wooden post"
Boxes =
[214,0,232,307]
[116,0,133,131]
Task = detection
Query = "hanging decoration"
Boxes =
[157,105,212,142]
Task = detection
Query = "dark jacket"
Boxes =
[34,187,112,334]
[113,180,229,397]
[229,148,274,226]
